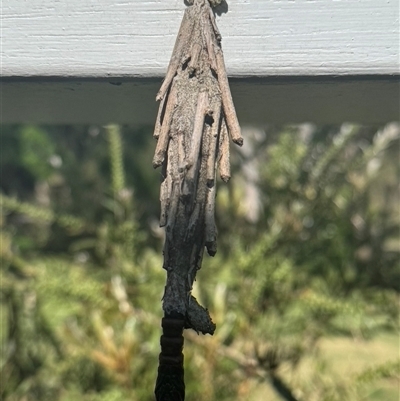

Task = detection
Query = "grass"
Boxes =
[282,332,400,401]
[201,332,399,401]
[319,333,399,401]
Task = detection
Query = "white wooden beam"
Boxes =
[3,0,399,78]
[2,0,399,124]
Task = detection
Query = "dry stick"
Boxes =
[219,117,231,182]
[207,3,221,41]
[153,85,178,168]
[206,104,221,187]
[187,201,201,239]
[188,42,202,74]
[195,243,205,271]
[205,183,217,255]
[187,245,200,289]
[203,13,218,72]
[187,90,209,169]
[181,90,209,201]
[166,181,179,234]
[177,130,187,173]
[153,93,167,139]
[157,10,194,101]
[159,158,170,227]
[215,49,243,146]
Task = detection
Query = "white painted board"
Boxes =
[2,0,399,78]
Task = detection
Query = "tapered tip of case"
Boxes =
[233,137,243,147]
[206,241,217,256]
[153,160,163,169]
[220,174,230,183]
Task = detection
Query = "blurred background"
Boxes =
[1,123,399,401]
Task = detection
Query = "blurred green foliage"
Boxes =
[1,123,399,401]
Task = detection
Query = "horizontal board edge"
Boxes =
[2,76,399,125]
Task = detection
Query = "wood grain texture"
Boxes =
[2,0,399,78]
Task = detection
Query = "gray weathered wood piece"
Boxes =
[2,0,399,124]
